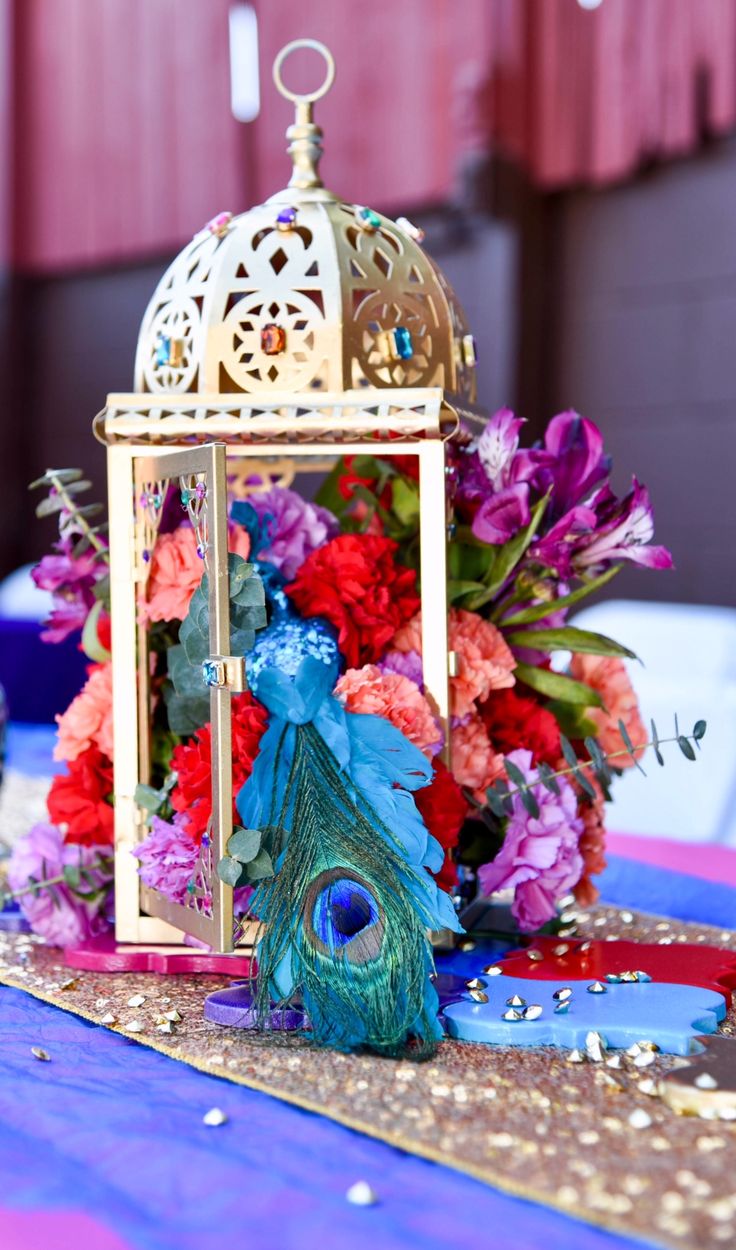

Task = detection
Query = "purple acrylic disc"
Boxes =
[204,982,307,1031]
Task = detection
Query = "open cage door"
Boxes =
[109,441,240,952]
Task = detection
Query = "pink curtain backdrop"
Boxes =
[2,0,736,270]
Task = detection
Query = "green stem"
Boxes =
[497,733,697,802]
[50,472,109,558]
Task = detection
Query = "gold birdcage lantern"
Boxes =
[96,40,485,954]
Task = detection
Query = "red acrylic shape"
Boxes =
[498,937,736,1004]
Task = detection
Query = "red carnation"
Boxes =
[286,533,420,668]
[47,745,114,847]
[170,691,269,842]
[479,687,561,767]
[414,759,468,893]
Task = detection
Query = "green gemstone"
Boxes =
[358,207,381,229]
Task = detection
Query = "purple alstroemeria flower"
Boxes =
[472,483,531,545]
[528,505,598,578]
[539,411,612,520]
[476,409,525,489]
[574,478,674,571]
[32,536,106,643]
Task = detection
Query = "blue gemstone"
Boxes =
[392,326,413,359]
[155,335,170,367]
[202,660,220,687]
[276,206,297,226]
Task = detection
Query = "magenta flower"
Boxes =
[134,815,254,916]
[32,536,107,644]
[247,486,339,581]
[573,479,673,572]
[478,749,584,931]
[7,822,113,946]
[540,411,611,519]
[472,484,531,545]
[476,409,525,489]
[529,504,598,578]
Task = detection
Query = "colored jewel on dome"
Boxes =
[395,216,425,243]
[196,543,207,559]
[206,211,233,238]
[142,550,150,563]
[276,206,298,231]
[155,335,170,367]
[356,206,381,231]
[392,326,413,359]
[461,333,478,367]
[181,488,193,506]
[168,338,184,368]
[195,481,207,500]
[186,880,197,895]
[261,323,286,355]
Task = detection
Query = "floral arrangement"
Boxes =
[4,413,705,948]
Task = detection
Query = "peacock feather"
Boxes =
[237,625,461,1057]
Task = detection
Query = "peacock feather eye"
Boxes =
[304,868,384,963]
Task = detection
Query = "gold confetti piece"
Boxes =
[59,978,78,991]
[125,1021,144,1034]
[482,964,503,976]
[31,1047,50,1062]
[127,994,146,1008]
[203,1107,228,1127]
[346,1181,379,1206]
[628,1109,653,1129]
[164,1009,182,1022]
[157,1021,174,1035]
[620,911,634,923]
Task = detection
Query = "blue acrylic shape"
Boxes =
[443,974,726,1056]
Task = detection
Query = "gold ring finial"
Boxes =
[273,39,336,107]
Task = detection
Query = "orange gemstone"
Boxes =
[261,323,286,355]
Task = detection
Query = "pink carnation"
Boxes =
[139,524,251,625]
[478,748,584,931]
[335,664,443,757]
[54,662,113,763]
[393,609,516,718]
[134,814,253,915]
[450,712,505,802]
[7,822,112,946]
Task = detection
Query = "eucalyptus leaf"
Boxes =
[514,662,603,707]
[503,757,529,793]
[391,477,420,526]
[62,864,81,888]
[505,625,638,661]
[560,735,579,771]
[678,736,697,761]
[245,848,274,881]
[693,720,707,741]
[35,495,65,518]
[216,857,243,887]
[575,768,597,801]
[227,826,262,864]
[29,468,83,490]
[163,685,211,736]
[618,718,647,775]
[134,783,167,813]
[519,788,540,818]
[61,479,93,496]
[537,763,561,796]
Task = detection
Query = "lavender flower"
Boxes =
[7,823,112,946]
[379,647,424,687]
[32,535,107,643]
[134,815,253,915]
[243,487,339,581]
[478,749,583,931]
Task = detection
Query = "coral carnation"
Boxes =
[170,692,268,841]
[479,687,561,767]
[450,713,505,803]
[286,534,420,668]
[47,746,114,846]
[414,759,468,892]
[570,654,646,767]
[478,748,584,931]
[394,609,516,718]
[335,665,442,757]
[54,662,113,763]
[140,523,251,625]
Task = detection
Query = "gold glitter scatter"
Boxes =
[30,1047,50,1061]
[628,1109,652,1129]
[1,910,735,1250]
[202,1107,228,1127]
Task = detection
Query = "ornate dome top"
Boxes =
[133,40,478,408]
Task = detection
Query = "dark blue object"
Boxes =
[0,619,87,723]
